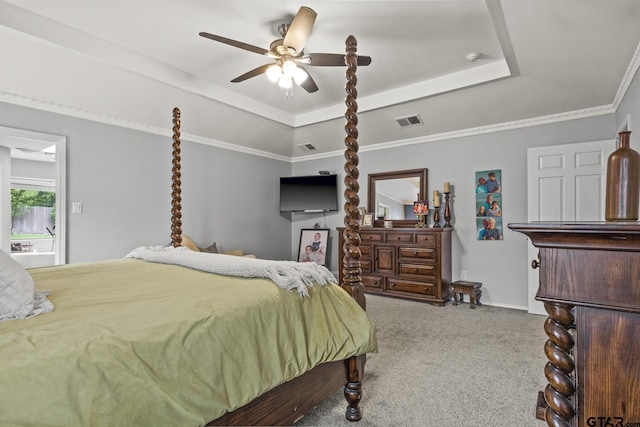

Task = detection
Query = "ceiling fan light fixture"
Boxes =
[282,59,297,77]
[199,6,370,94]
[278,75,293,89]
[266,64,282,82]
[293,67,307,84]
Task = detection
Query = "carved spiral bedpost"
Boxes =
[543,302,576,426]
[341,34,365,423]
[170,107,183,248]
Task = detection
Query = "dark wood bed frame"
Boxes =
[169,36,369,426]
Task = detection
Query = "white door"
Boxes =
[527,139,614,314]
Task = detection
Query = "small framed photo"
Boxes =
[298,229,329,266]
[362,214,374,227]
[358,207,367,220]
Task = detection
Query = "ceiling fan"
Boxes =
[199,6,371,93]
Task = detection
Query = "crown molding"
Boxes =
[612,40,640,109]
[0,91,290,162]
[0,90,618,164]
[291,104,616,162]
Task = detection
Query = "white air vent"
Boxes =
[395,114,423,128]
[297,143,317,152]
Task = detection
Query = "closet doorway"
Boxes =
[0,126,66,266]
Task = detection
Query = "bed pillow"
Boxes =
[0,249,35,321]
[223,249,244,256]
[180,235,200,252]
[198,242,218,253]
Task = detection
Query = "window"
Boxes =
[10,178,56,252]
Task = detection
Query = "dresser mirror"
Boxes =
[367,168,428,227]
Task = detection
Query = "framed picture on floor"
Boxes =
[297,228,329,266]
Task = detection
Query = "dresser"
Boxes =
[509,222,640,427]
[337,227,452,305]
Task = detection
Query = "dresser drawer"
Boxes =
[399,262,436,278]
[360,232,383,242]
[362,275,384,289]
[415,233,437,246]
[385,232,413,243]
[360,245,371,256]
[359,258,371,273]
[387,278,436,296]
[398,247,436,260]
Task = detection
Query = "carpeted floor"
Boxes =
[298,294,548,427]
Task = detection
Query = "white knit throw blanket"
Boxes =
[125,246,337,297]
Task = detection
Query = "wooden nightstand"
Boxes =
[451,280,482,309]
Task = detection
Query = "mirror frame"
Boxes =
[367,168,428,228]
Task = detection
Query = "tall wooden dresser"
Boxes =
[509,222,640,427]
[337,227,452,305]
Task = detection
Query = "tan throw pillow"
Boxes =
[198,242,218,253]
[224,249,244,256]
[181,235,200,252]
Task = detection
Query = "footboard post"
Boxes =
[344,356,363,421]
[170,107,182,248]
[341,34,365,422]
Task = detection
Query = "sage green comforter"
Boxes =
[0,258,377,427]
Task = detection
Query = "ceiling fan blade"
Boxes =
[199,32,269,56]
[306,53,372,66]
[297,68,319,93]
[283,6,317,53]
[230,64,273,83]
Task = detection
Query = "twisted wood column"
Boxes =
[543,301,576,427]
[341,34,365,423]
[170,107,183,248]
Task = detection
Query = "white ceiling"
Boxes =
[1,0,640,160]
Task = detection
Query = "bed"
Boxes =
[0,36,374,426]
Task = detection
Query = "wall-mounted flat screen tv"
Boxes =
[279,174,339,212]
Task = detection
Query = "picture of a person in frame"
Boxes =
[297,229,329,265]
[485,171,501,193]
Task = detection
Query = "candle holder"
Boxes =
[432,205,441,228]
[444,191,452,228]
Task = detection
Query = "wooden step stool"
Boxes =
[451,280,483,309]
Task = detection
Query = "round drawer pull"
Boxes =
[531,259,540,269]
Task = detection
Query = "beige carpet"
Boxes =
[298,294,548,427]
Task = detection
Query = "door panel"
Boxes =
[538,177,564,220]
[375,246,395,274]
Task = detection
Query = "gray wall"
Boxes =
[292,113,626,310]
[618,62,640,132]
[0,103,292,263]
[2,67,639,308]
